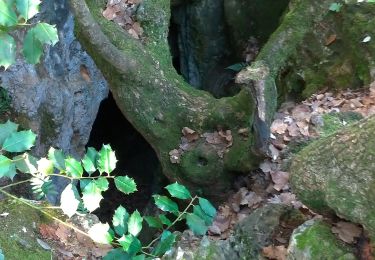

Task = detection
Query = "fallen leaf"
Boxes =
[182,127,199,142]
[80,65,91,82]
[332,221,362,244]
[270,171,289,191]
[271,119,288,135]
[325,34,337,46]
[262,245,287,260]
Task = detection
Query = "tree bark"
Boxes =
[68,0,335,199]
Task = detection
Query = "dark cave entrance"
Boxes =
[86,92,161,222]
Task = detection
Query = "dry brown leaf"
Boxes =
[287,123,300,137]
[269,144,280,160]
[292,104,311,122]
[182,127,199,142]
[80,65,91,82]
[262,245,287,260]
[296,121,309,136]
[325,34,337,46]
[271,119,288,135]
[332,221,362,244]
[270,171,289,191]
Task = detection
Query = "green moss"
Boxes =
[0,199,51,260]
[294,220,355,259]
[0,87,11,115]
[319,112,363,137]
[38,106,57,144]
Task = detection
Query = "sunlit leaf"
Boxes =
[118,234,141,256]
[112,205,129,236]
[13,153,38,174]
[37,157,54,175]
[0,0,17,26]
[0,120,18,146]
[22,28,43,64]
[0,154,12,178]
[2,130,36,152]
[186,213,208,236]
[82,147,97,174]
[88,222,113,244]
[153,195,179,213]
[16,0,41,21]
[94,177,109,191]
[114,176,137,194]
[60,183,80,217]
[165,182,191,200]
[97,144,117,174]
[0,33,16,69]
[82,180,103,212]
[65,157,83,178]
[32,23,59,45]
[127,210,143,237]
[48,147,65,171]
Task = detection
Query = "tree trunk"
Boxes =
[290,115,375,239]
[68,0,343,199]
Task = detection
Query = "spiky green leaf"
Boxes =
[0,0,17,26]
[118,234,141,256]
[94,177,109,191]
[22,27,43,64]
[186,213,208,236]
[13,153,38,174]
[37,157,54,175]
[97,144,117,174]
[48,147,65,171]
[16,0,40,21]
[64,157,83,178]
[0,154,12,178]
[152,231,176,256]
[103,249,130,260]
[165,182,191,199]
[32,23,58,45]
[2,130,36,152]
[153,195,179,213]
[88,223,113,244]
[60,183,80,217]
[82,181,103,212]
[127,210,143,237]
[159,214,172,227]
[0,120,18,146]
[193,205,214,225]
[144,216,163,229]
[0,33,16,69]
[114,176,137,194]
[112,205,129,236]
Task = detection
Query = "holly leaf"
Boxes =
[22,27,43,64]
[152,231,176,256]
[186,213,208,236]
[65,157,83,178]
[48,147,65,171]
[97,144,117,174]
[0,121,18,146]
[112,205,129,236]
[88,223,113,244]
[165,182,191,200]
[144,216,163,229]
[32,23,58,45]
[118,234,141,256]
[82,147,97,174]
[13,153,38,174]
[103,249,130,260]
[193,205,214,225]
[153,195,179,213]
[0,0,17,26]
[37,157,54,175]
[0,33,16,69]
[127,210,143,237]
[94,177,109,191]
[2,130,36,152]
[114,176,137,194]
[329,2,343,12]
[60,183,80,217]
[198,197,216,217]
[159,214,172,227]
[82,180,103,212]
[16,0,41,21]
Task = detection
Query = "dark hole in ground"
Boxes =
[86,92,160,223]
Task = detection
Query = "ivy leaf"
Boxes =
[0,0,17,26]
[13,153,38,174]
[0,155,12,178]
[88,222,113,244]
[82,147,98,174]
[16,0,41,21]
[0,120,18,146]
[152,231,176,256]
[2,130,36,152]
[118,234,141,256]
[60,183,80,217]
[82,181,103,212]
[159,214,172,227]
[198,197,216,217]
[127,210,143,237]
[48,147,65,171]
[144,216,163,229]
[112,205,129,236]
[94,177,109,191]
[114,176,137,194]
[153,195,179,213]
[103,249,130,260]
[165,182,191,199]
[32,23,59,46]
[97,144,117,174]
[193,205,214,225]
[65,157,83,178]
[37,157,54,175]
[186,213,208,236]
[22,27,43,64]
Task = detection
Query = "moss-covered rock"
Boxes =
[287,219,355,260]
[318,111,363,137]
[0,199,52,260]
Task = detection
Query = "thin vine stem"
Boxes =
[0,179,31,190]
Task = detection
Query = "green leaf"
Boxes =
[0,0,17,26]
[82,147,98,174]
[103,249,130,260]
[2,130,36,152]
[37,157,54,175]
[159,214,172,227]
[329,2,342,12]
[22,27,43,64]
[32,23,59,45]
[153,195,179,213]
[82,181,103,212]
[0,120,18,146]
[165,182,192,200]
[94,177,109,191]
[152,231,176,256]
[112,205,129,236]
[114,176,137,194]
[48,147,65,171]
[127,210,143,237]
[31,175,56,199]
[225,62,247,72]
[186,213,208,236]
[88,223,113,244]
[118,234,141,256]
[0,154,12,178]
[0,33,16,69]
[60,183,80,217]
[198,197,216,217]
[97,144,117,174]
[193,205,214,225]
[65,157,83,178]
[16,0,40,21]
[3,163,16,180]
[13,153,38,174]
[144,216,163,229]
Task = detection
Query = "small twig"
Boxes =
[0,179,31,190]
